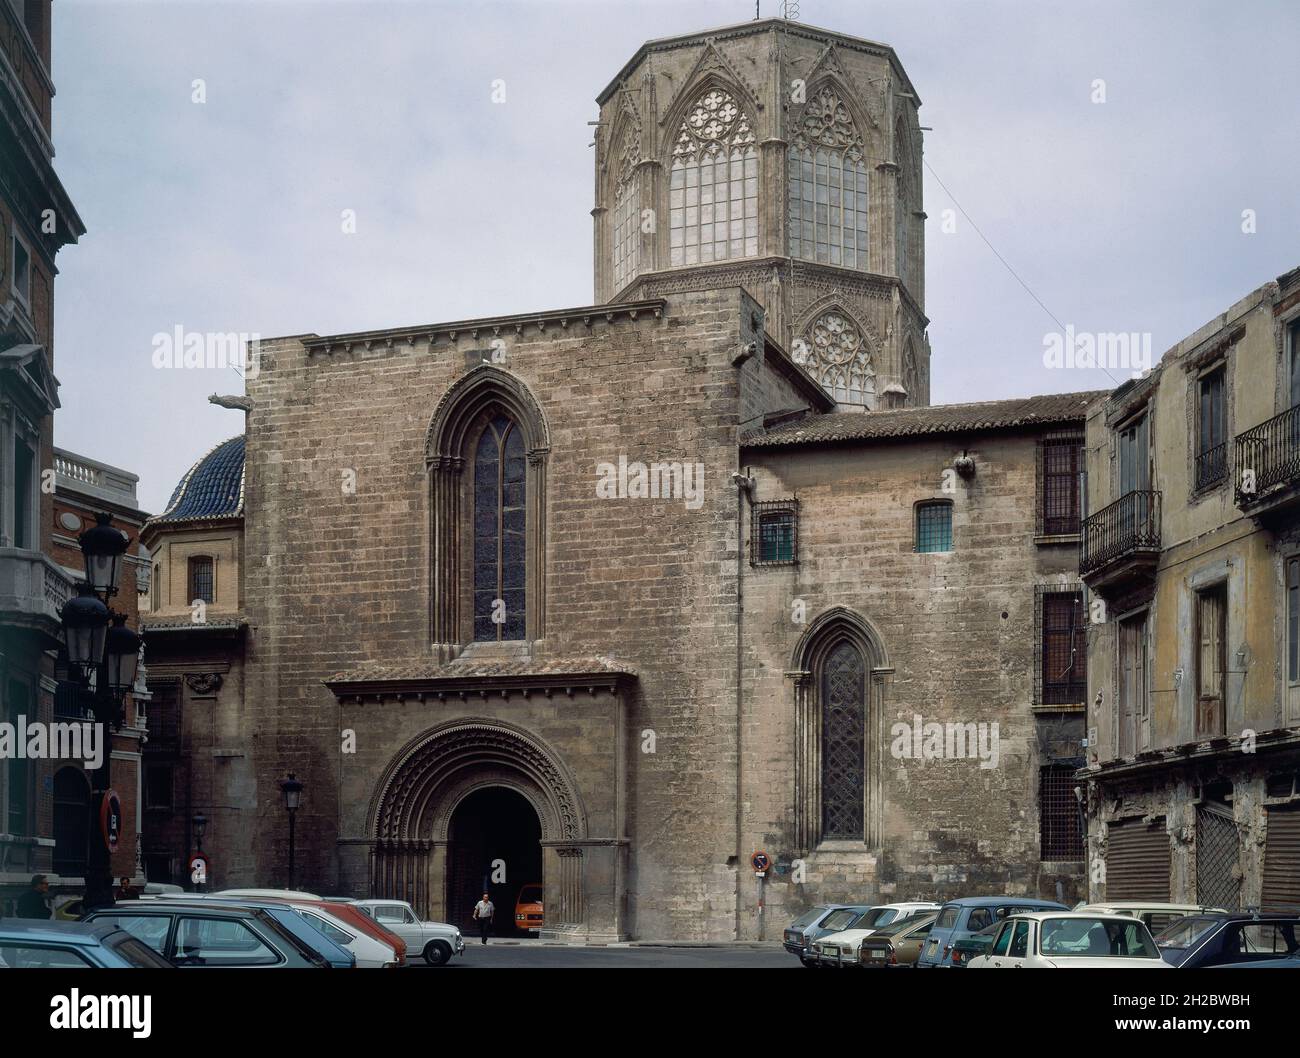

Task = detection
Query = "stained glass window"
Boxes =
[821,641,866,841]
[669,88,759,266]
[473,415,526,641]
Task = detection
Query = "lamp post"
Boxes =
[279,773,303,889]
[60,512,136,912]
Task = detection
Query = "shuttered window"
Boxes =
[1262,804,1300,912]
[1196,584,1227,738]
[1106,818,1171,901]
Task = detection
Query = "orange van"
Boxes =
[515,884,544,933]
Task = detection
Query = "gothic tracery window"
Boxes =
[801,310,875,405]
[788,85,869,269]
[611,124,641,292]
[669,87,758,266]
[821,640,866,841]
[473,414,526,641]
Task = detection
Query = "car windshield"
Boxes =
[788,909,825,929]
[934,906,959,930]
[821,909,861,931]
[519,887,543,903]
[860,908,898,927]
[1039,917,1160,958]
[1155,916,1220,950]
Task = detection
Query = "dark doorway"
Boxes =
[447,786,542,936]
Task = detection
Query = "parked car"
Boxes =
[811,902,942,966]
[351,898,465,965]
[916,897,1069,968]
[1153,912,1300,968]
[515,884,544,933]
[1077,902,1226,937]
[858,911,939,968]
[968,912,1170,969]
[0,920,174,968]
[948,920,1002,966]
[141,897,359,968]
[82,903,333,968]
[1207,953,1300,968]
[210,891,409,964]
[782,905,876,968]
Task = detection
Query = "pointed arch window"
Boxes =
[611,123,642,292]
[669,87,758,266]
[789,85,869,268]
[820,640,866,840]
[801,310,875,406]
[473,414,526,642]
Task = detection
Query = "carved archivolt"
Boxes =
[371,718,587,844]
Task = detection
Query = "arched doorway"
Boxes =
[368,718,593,936]
[446,786,542,934]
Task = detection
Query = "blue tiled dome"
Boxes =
[156,436,245,522]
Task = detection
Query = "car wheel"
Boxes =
[800,957,818,968]
[423,940,452,966]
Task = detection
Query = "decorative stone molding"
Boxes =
[184,672,223,695]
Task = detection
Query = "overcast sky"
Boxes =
[50,0,1300,513]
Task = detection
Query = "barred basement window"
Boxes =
[751,501,799,566]
[669,87,758,266]
[188,555,214,604]
[1039,764,1083,859]
[914,500,952,553]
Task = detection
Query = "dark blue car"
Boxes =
[916,896,1068,968]
[1155,912,1300,967]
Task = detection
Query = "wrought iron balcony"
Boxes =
[1080,490,1162,589]
[1235,405,1300,518]
[1194,441,1228,492]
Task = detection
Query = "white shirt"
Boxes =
[474,900,495,918]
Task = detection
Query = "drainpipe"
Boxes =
[733,469,756,939]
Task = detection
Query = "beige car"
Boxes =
[858,911,938,968]
[1076,902,1226,938]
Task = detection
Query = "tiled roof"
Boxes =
[150,436,244,524]
[327,655,634,685]
[740,390,1106,448]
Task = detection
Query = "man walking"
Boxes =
[472,891,495,945]
[16,875,51,919]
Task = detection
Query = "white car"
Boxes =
[352,899,465,966]
[967,912,1172,969]
[812,902,942,967]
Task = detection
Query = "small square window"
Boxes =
[915,501,952,553]
[751,501,799,566]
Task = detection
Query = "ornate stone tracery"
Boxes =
[801,310,876,406]
[791,85,864,161]
[672,87,755,163]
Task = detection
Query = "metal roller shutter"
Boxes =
[1262,804,1300,912]
[1106,817,1170,901]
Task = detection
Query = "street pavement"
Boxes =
[410,940,796,968]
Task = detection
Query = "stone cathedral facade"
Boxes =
[146,18,1094,941]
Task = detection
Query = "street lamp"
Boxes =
[279,773,304,889]
[78,511,127,596]
[60,584,108,683]
[59,511,140,911]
